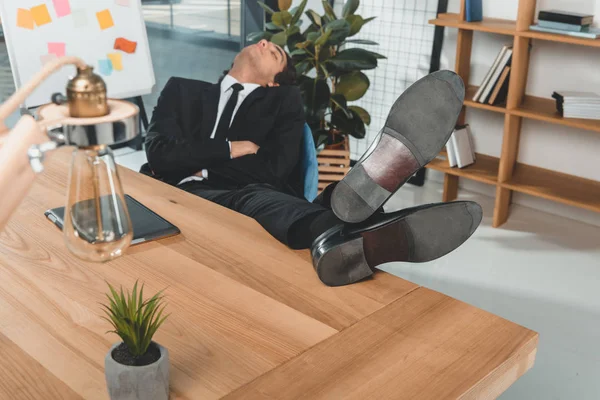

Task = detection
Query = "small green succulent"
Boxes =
[102,281,169,357]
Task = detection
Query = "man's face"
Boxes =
[236,40,287,86]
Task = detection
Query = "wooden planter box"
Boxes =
[316,137,350,192]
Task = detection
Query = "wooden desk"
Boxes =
[0,149,538,399]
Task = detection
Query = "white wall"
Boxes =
[434,0,600,227]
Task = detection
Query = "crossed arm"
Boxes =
[145,78,305,188]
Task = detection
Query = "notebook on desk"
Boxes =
[45,194,180,246]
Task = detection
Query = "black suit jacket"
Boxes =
[145,77,306,196]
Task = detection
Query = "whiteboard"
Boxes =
[0,0,155,108]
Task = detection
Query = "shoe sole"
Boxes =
[331,71,465,223]
[312,201,482,287]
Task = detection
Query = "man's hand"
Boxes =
[230,141,259,159]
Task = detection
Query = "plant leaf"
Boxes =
[266,22,283,30]
[314,29,332,47]
[295,40,313,49]
[294,60,314,74]
[348,105,371,125]
[326,48,377,71]
[322,0,337,20]
[291,48,307,57]
[271,31,287,46]
[313,129,329,148]
[331,108,366,138]
[246,31,272,44]
[342,0,360,17]
[324,19,351,45]
[257,1,275,15]
[334,71,370,101]
[291,0,308,25]
[300,77,331,123]
[307,32,320,42]
[278,0,292,11]
[272,11,292,27]
[330,94,352,118]
[305,10,322,27]
[344,39,378,45]
[346,14,374,36]
[365,50,386,59]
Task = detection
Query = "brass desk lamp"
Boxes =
[0,57,139,262]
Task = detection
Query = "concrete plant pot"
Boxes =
[105,342,169,400]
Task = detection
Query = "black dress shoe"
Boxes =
[311,201,482,287]
[331,70,465,223]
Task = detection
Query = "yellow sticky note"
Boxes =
[31,4,52,27]
[107,53,123,71]
[16,8,35,30]
[96,9,114,30]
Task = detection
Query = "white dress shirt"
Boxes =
[179,75,261,186]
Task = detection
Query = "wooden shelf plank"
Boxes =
[426,153,499,185]
[464,85,508,114]
[501,163,600,212]
[429,14,517,35]
[510,96,600,133]
[520,29,600,48]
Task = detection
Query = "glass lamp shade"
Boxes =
[63,146,132,262]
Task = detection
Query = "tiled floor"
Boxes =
[116,150,600,400]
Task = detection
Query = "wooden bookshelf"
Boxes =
[512,95,600,133]
[426,1,600,227]
[430,14,517,35]
[502,163,600,212]
[428,152,500,185]
[464,85,508,113]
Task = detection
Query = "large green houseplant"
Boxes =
[248,0,385,148]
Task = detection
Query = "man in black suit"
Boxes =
[145,40,482,286]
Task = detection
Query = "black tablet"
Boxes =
[45,194,180,246]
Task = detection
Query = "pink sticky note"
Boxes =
[52,0,71,18]
[115,0,131,6]
[48,42,66,57]
[40,54,58,66]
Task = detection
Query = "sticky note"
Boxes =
[115,0,131,6]
[72,9,88,27]
[114,37,137,54]
[40,54,58,66]
[48,42,66,57]
[52,0,71,18]
[31,4,52,27]
[99,59,113,76]
[107,53,123,71]
[16,9,35,30]
[96,9,114,30]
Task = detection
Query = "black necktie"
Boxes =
[215,83,244,140]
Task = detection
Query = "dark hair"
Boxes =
[219,51,297,86]
[274,52,297,86]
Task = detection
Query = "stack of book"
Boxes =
[472,45,512,106]
[530,10,600,39]
[552,91,600,120]
[446,125,476,169]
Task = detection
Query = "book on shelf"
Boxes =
[488,66,511,105]
[473,45,511,102]
[538,10,594,25]
[538,20,590,32]
[466,0,483,22]
[451,126,476,168]
[529,24,600,39]
[446,136,458,167]
[479,48,513,104]
[553,91,600,119]
[445,125,475,169]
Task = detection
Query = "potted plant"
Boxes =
[102,281,170,400]
[248,0,385,151]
